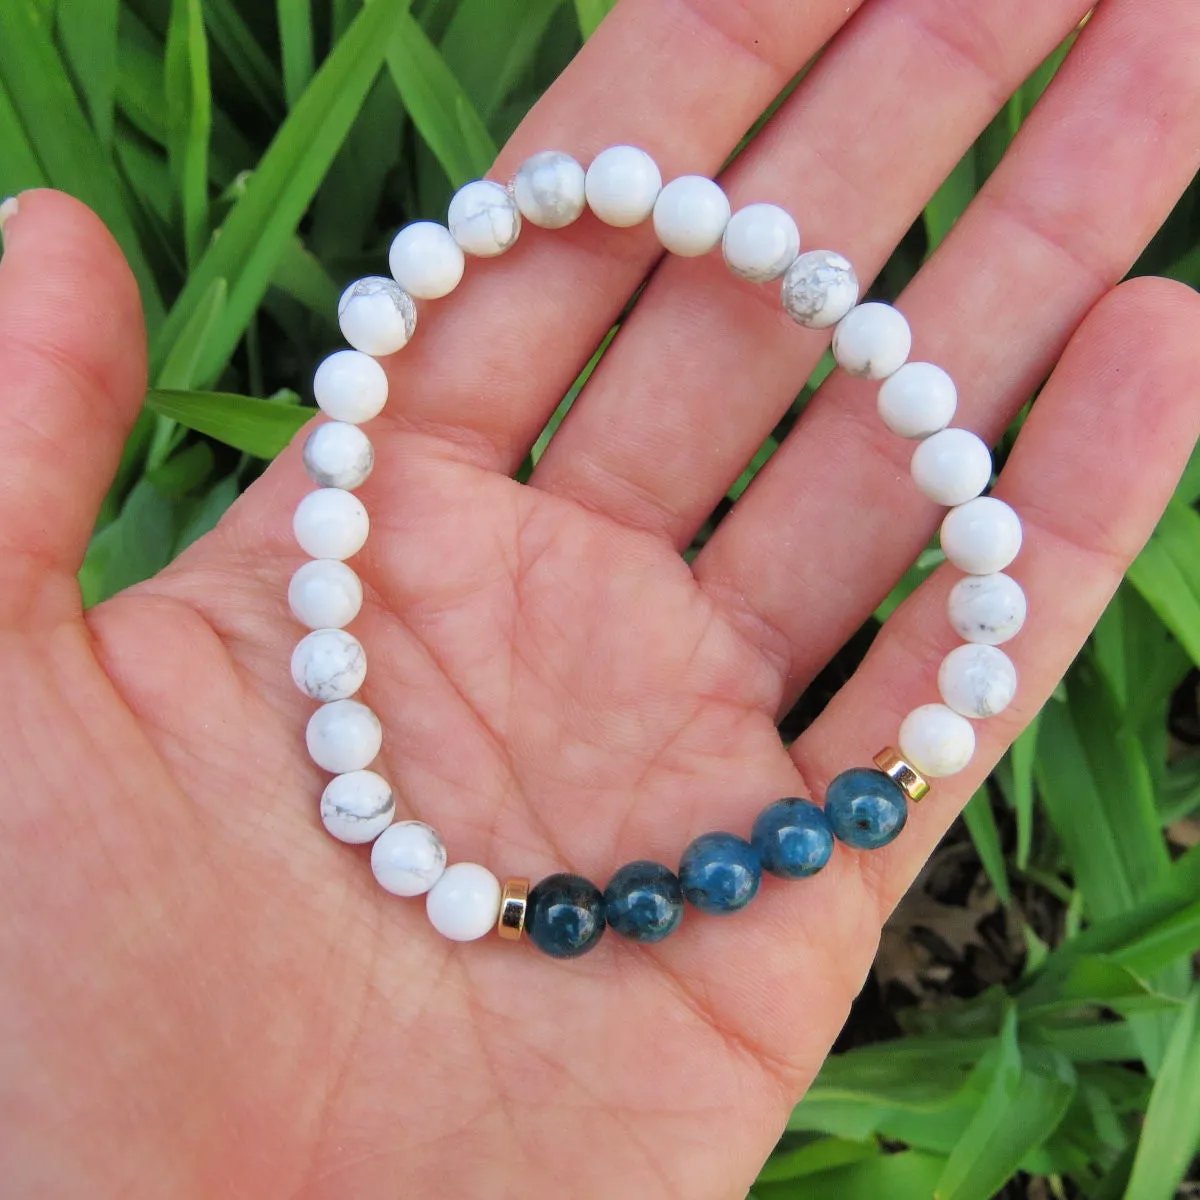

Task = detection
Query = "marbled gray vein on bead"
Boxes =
[302,641,365,701]
[781,250,858,329]
[514,151,586,228]
[339,277,417,341]
[303,428,374,489]
[450,189,520,251]
[322,790,393,823]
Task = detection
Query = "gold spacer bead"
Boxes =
[497,878,530,941]
[873,747,930,803]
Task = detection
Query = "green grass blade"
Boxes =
[55,0,119,146]
[962,786,1012,905]
[79,479,179,606]
[165,0,212,266]
[756,1138,879,1183]
[752,1151,947,1199]
[145,388,310,458]
[203,0,283,119]
[572,0,615,38]
[1127,498,1200,670]
[0,74,49,194]
[923,149,976,254]
[277,0,316,109]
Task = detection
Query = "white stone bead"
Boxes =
[584,145,662,227]
[388,221,465,299]
[877,362,958,439]
[320,769,395,844]
[288,559,363,630]
[910,428,992,507]
[898,703,976,778]
[513,150,587,229]
[941,497,1023,576]
[291,628,367,702]
[371,820,448,897]
[833,302,912,380]
[425,862,502,942]
[313,350,389,424]
[338,277,417,357]
[948,573,1027,646]
[303,422,374,491]
[447,179,521,258]
[652,175,730,257]
[938,643,1018,720]
[780,250,859,330]
[722,202,800,283]
[293,488,369,561]
[306,698,382,774]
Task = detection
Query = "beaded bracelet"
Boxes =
[287,145,1025,959]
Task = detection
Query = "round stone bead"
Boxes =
[603,861,684,944]
[447,179,521,258]
[938,643,1018,719]
[652,175,730,257]
[303,422,374,491]
[832,302,912,380]
[313,350,389,424]
[910,428,992,507]
[824,769,908,850]
[293,488,369,561]
[338,277,417,357]
[679,831,761,915]
[941,496,1023,575]
[878,362,958,439]
[526,873,607,958]
[426,863,502,942]
[780,249,859,330]
[948,572,1027,646]
[722,202,800,283]
[585,145,662,227]
[899,703,976,778]
[751,798,835,879]
[291,628,367,702]
[388,221,465,299]
[320,769,395,844]
[305,698,382,774]
[371,820,447,897]
[512,150,587,229]
[288,559,363,630]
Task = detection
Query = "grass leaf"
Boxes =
[145,388,310,458]
[277,0,316,108]
[55,0,120,146]
[572,0,615,38]
[165,0,212,266]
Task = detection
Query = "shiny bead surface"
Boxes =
[679,832,761,915]
[751,798,834,879]
[426,863,502,942]
[305,698,382,773]
[293,488,369,561]
[603,861,684,943]
[832,302,912,380]
[722,202,800,283]
[371,820,447,897]
[941,496,1023,575]
[291,627,367,702]
[947,573,1027,646]
[447,179,521,258]
[526,873,606,958]
[313,349,388,424]
[513,150,587,229]
[585,145,662,227]
[877,362,958,439]
[872,747,930,803]
[498,878,530,940]
[320,769,395,844]
[910,427,992,507]
[388,221,465,299]
[938,643,1018,719]
[780,250,859,330]
[824,768,908,850]
[652,175,730,257]
[338,277,416,357]
[303,421,374,491]
[288,559,363,629]
[899,703,976,777]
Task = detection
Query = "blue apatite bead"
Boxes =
[751,798,835,879]
[526,873,606,958]
[679,832,761,915]
[604,860,684,943]
[824,768,908,850]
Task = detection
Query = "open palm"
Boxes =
[5,1,1200,1197]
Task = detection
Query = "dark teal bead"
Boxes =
[604,860,684,943]
[526,873,606,958]
[679,832,761,915]
[824,768,908,850]
[751,798,834,879]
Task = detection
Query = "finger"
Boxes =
[0,190,147,623]
[693,0,1200,701]
[530,0,1090,537]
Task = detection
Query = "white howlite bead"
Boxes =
[584,145,662,227]
[313,350,389,424]
[288,559,363,630]
[293,488,369,561]
[291,628,367,702]
[780,250,859,329]
[899,703,976,778]
[948,573,1027,646]
[338,277,417,357]
[941,497,1023,576]
[321,769,395,844]
[652,175,731,257]
[513,150,587,229]
[910,428,992,507]
[938,643,1018,720]
[878,362,958,439]
[833,302,912,380]
[306,699,382,774]
[722,202,800,283]
[425,862,502,942]
[371,820,448,897]
[303,422,374,491]
[388,221,465,299]
[447,179,521,257]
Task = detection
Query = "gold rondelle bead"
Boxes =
[873,747,930,803]
[497,878,530,941]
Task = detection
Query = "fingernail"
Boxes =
[0,196,18,248]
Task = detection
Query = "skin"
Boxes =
[2,0,1200,1195]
